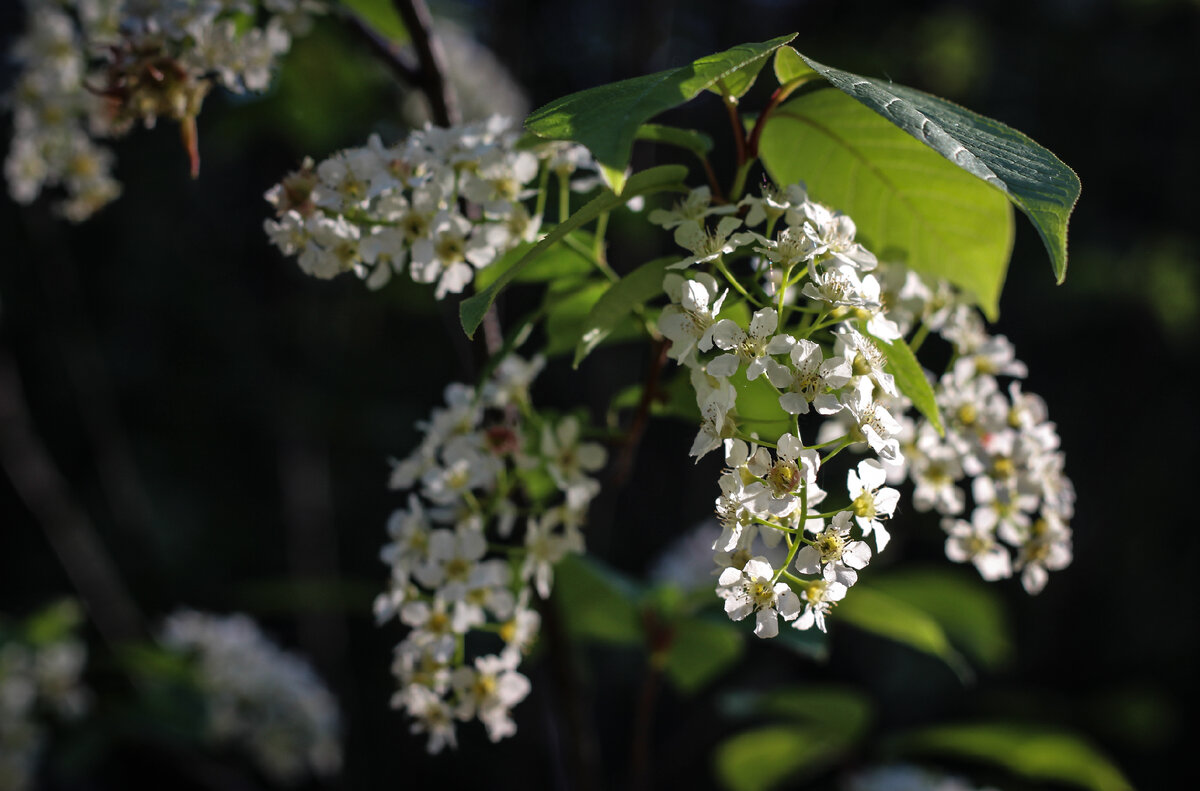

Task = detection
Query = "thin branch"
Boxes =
[391,0,459,127]
[0,347,145,647]
[609,339,670,489]
[342,10,422,87]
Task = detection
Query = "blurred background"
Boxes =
[1,0,1197,788]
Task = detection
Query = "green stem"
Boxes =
[774,480,809,583]
[714,256,764,307]
[558,173,570,224]
[909,322,931,353]
[593,211,609,262]
[729,159,756,203]
[534,165,551,220]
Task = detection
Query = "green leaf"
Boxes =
[524,35,796,184]
[836,584,973,683]
[772,46,816,85]
[759,88,1014,318]
[731,366,792,444]
[721,685,872,738]
[459,164,688,337]
[890,722,1134,791]
[871,332,943,436]
[544,281,647,358]
[338,0,409,43]
[635,123,715,159]
[798,55,1080,285]
[473,230,595,292]
[715,722,854,791]
[572,257,670,368]
[553,554,643,645]
[662,615,744,693]
[869,568,1012,670]
[23,599,83,645]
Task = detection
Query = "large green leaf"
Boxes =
[759,89,1014,318]
[524,35,795,192]
[889,722,1134,791]
[836,584,973,683]
[871,332,944,436]
[459,165,688,337]
[799,55,1081,285]
[869,568,1012,670]
[339,0,409,44]
[543,281,648,358]
[572,257,672,368]
[473,230,596,291]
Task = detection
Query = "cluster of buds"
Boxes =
[4,0,321,220]
[654,179,1073,638]
[374,354,607,753]
[159,609,342,784]
[0,602,89,791]
[264,115,597,296]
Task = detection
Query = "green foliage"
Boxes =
[888,722,1135,791]
[715,686,872,791]
[459,165,688,337]
[338,0,410,43]
[730,367,792,443]
[868,568,1012,670]
[543,281,648,358]
[835,584,972,682]
[473,230,596,292]
[553,554,643,645]
[799,55,1081,285]
[571,257,672,367]
[524,36,796,192]
[759,88,1014,319]
[772,46,817,85]
[661,614,744,693]
[871,332,944,435]
[635,124,715,160]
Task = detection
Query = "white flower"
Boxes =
[648,186,735,229]
[708,307,790,381]
[451,653,531,743]
[541,416,607,491]
[846,459,900,551]
[667,215,754,270]
[766,338,851,415]
[716,556,801,638]
[792,578,848,633]
[794,511,872,587]
[659,273,727,363]
[942,514,1012,582]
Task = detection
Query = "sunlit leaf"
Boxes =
[869,568,1012,670]
[890,722,1134,791]
[836,584,973,682]
[799,55,1080,284]
[760,89,1014,318]
[525,36,796,190]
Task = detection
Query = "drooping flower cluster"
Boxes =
[264,116,597,295]
[0,603,89,791]
[375,354,606,753]
[655,179,1073,638]
[4,0,321,220]
[159,609,342,784]
[883,276,1075,594]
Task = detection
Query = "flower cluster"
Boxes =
[159,609,342,784]
[655,179,1073,638]
[376,354,606,753]
[0,603,89,791]
[264,116,596,296]
[4,0,320,220]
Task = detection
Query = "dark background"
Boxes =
[2,0,1197,788]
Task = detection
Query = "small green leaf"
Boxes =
[889,722,1134,791]
[459,164,688,337]
[525,35,796,178]
[871,332,943,436]
[799,55,1080,284]
[662,615,744,693]
[635,124,715,159]
[772,46,816,85]
[572,257,671,367]
[836,584,973,683]
[760,89,1014,318]
[553,554,643,645]
[870,568,1012,670]
[338,0,409,44]
[714,724,848,791]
